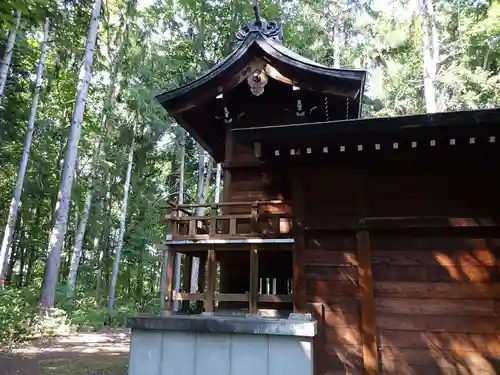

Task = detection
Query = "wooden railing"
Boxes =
[171,292,293,303]
[161,200,293,240]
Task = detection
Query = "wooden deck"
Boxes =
[161,200,293,246]
[161,200,294,314]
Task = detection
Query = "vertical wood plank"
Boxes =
[292,169,306,312]
[251,203,259,234]
[222,125,233,203]
[357,230,379,375]
[249,244,259,314]
[188,219,196,236]
[164,246,176,313]
[306,302,326,375]
[209,205,217,236]
[229,217,237,236]
[196,253,207,313]
[205,250,216,313]
[182,255,193,311]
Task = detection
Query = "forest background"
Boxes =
[0,0,499,344]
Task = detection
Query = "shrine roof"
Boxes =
[155,7,367,161]
[156,31,366,114]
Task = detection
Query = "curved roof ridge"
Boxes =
[156,30,367,113]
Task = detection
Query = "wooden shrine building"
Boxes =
[156,5,500,375]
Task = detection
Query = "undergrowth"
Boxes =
[0,284,160,346]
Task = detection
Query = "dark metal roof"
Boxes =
[155,30,367,114]
[232,107,500,141]
[154,22,367,161]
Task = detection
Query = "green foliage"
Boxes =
[0,285,161,345]
[0,287,37,344]
[1,0,499,346]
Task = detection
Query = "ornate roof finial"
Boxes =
[253,0,262,25]
[235,0,284,44]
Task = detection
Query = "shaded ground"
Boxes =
[0,330,130,375]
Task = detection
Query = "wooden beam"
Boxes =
[196,253,207,313]
[292,170,306,312]
[222,125,233,203]
[204,250,216,313]
[164,246,176,313]
[249,244,259,314]
[357,230,379,375]
[181,255,193,311]
[257,294,293,303]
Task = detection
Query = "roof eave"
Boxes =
[155,32,368,112]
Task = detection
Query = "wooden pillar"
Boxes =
[292,170,306,312]
[222,125,233,203]
[192,253,207,313]
[204,250,216,313]
[357,230,379,375]
[181,255,192,311]
[249,244,259,314]
[163,246,176,313]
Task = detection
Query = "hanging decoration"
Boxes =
[247,69,268,96]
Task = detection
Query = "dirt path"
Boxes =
[0,330,130,375]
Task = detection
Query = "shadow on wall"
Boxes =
[306,234,500,375]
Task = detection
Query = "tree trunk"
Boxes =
[0,18,49,286]
[40,1,102,312]
[190,146,213,293]
[66,0,133,298]
[95,174,111,303]
[418,0,438,113]
[0,9,21,102]
[66,187,92,297]
[173,132,186,311]
[215,163,221,204]
[107,131,135,310]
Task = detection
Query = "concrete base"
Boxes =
[127,314,317,375]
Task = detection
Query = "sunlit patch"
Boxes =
[433,252,460,280]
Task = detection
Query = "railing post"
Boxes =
[204,249,216,313]
[181,255,193,311]
[163,245,176,314]
[251,202,259,234]
[249,244,259,314]
[171,206,179,237]
[210,204,217,236]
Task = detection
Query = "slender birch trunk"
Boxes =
[108,130,135,310]
[40,0,103,311]
[0,18,49,286]
[0,10,21,103]
[190,147,213,293]
[66,4,133,298]
[66,183,92,297]
[418,0,439,113]
[215,163,221,204]
[173,132,186,311]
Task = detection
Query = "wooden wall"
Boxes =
[303,233,363,375]
[372,235,500,375]
[294,154,500,375]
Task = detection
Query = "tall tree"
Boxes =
[190,145,213,293]
[108,125,135,310]
[0,17,49,286]
[173,131,185,311]
[418,0,440,112]
[40,0,103,311]
[66,2,133,297]
[0,9,21,102]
